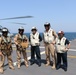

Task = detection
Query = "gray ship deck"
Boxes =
[1,39,76,75]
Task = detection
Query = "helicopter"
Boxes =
[0,15,33,37]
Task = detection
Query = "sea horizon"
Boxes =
[12,32,76,41]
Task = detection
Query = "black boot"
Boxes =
[30,62,34,65]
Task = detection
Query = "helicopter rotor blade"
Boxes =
[11,22,26,25]
[0,16,33,20]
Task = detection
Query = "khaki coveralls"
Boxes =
[43,30,57,69]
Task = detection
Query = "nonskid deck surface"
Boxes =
[1,39,76,75]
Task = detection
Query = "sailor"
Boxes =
[55,31,70,71]
[0,28,15,74]
[29,27,42,67]
[43,22,57,69]
[14,27,29,69]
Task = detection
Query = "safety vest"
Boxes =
[55,37,66,53]
[30,32,39,46]
[43,29,54,44]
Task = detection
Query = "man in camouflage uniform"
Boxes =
[14,27,29,69]
[0,28,15,74]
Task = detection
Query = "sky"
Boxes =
[0,0,76,33]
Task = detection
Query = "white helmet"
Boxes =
[2,28,8,32]
[18,26,24,30]
[44,22,50,26]
[31,27,37,31]
[58,31,64,35]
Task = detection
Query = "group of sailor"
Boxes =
[0,22,70,73]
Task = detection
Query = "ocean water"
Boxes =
[13,32,76,41]
[64,32,76,41]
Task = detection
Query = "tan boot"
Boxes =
[51,64,55,69]
[17,65,21,69]
[25,63,29,68]
[45,63,50,66]
[24,61,29,68]
[45,62,50,66]
[9,66,15,70]
[26,64,29,68]
[0,68,4,74]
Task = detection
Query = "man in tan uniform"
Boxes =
[43,22,57,69]
[0,28,15,74]
[14,27,29,69]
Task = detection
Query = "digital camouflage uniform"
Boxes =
[14,34,29,68]
[0,36,14,73]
